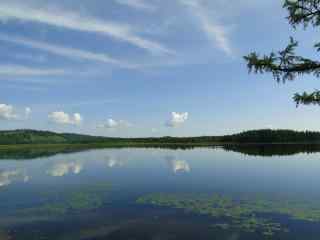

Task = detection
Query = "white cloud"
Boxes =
[48,111,83,125]
[100,118,132,129]
[0,64,66,76]
[166,112,188,127]
[47,161,83,177]
[0,34,137,69]
[106,119,120,128]
[0,103,33,120]
[0,3,173,55]
[179,0,233,56]
[0,104,18,120]
[115,0,156,12]
[25,107,31,118]
[73,113,82,124]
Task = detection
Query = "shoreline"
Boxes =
[1,142,320,150]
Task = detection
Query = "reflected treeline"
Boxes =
[2,143,320,160]
[222,144,320,157]
[0,144,214,160]
[0,145,95,160]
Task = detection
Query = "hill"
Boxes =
[0,129,320,145]
[0,129,115,145]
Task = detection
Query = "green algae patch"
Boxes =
[136,193,320,235]
[21,183,112,216]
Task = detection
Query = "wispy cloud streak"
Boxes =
[0,65,66,76]
[0,3,173,55]
[115,0,156,12]
[179,0,233,56]
[0,34,137,69]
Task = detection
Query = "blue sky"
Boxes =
[0,0,319,137]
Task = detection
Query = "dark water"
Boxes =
[1,146,320,239]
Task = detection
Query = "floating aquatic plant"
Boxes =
[137,193,320,236]
[21,183,112,216]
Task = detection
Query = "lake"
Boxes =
[0,145,320,240]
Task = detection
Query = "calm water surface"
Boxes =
[0,146,320,239]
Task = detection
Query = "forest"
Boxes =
[1,129,320,145]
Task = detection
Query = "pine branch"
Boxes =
[284,0,320,27]
[294,90,320,106]
[244,0,320,106]
[244,38,320,83]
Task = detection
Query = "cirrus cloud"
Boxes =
[0,34,138,69]
[115,0,157,12]
[179,0,233,56]
[0,64,67,77]
[0,3,173,55]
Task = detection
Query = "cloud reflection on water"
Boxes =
[166,156,191,174]
[105,156,126,168]
[0,169,29,187]
[46,161,83,177]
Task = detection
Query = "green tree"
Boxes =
[244,0,320,106]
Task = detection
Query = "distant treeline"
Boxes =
[0,130,115,145]
[222,144,320,157]
[1,129,320,145]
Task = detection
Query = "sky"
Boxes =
[0,0,319,137]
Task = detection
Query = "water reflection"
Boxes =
[47,160,83,177]
[46,155,127,177]
[166,156,191,174]
[222,144,320,157]
[0,169,29,187]
[1,144,320,161]
[106,156,126,168]
[0,147,320,239]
